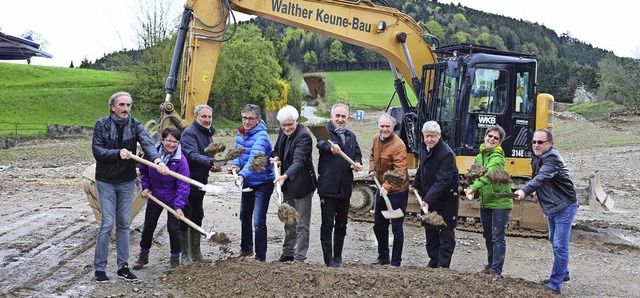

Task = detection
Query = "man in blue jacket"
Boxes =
[231,104,275,262]
[316,104,363,267]
[515,129,578,295]
[271,105,317,263]
[180,104,216,265]
[92,91,166,283]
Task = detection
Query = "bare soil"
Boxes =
[1,112,639,297]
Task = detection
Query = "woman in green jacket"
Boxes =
[465,125,513,281]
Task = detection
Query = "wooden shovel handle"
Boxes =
[373,176,394,210]
[327,140,357,166]
[129,154,194,185]
[146,193,205,235]
[274,163,283,196]
[412,189,429,214]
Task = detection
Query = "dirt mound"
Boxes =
[163,260,551,297]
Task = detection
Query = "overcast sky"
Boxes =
[0,0,636,67]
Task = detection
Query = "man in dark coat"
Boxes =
[271,105,317,263]
[411,121,460,268]
[180,104,216,265]
[315,104,363,267]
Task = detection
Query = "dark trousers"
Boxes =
[140,203,181,255]
[425,225,456,268]
[373,189,408,266]
[181,186,205,231]
[240,182,274,261]
[320,196,350,243]
[480,208,511,275]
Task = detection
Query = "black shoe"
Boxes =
[94,271,109,283]
[371,258,390,265]
[543,276,570,283]
[545,287,561,295]
[117,264,139,282]
[480,264,491,275]
[278,254,294,262]
[232,251,254,259]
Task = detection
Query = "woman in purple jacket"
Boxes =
[133,127,190,269]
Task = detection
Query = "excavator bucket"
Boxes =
[587,171,614,211]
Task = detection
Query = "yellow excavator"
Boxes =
[82,0,612,237]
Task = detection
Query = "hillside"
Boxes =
[0,62,131,134]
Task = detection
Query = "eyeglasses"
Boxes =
[486,134,500,141]
[241,116,257,121]
[162,139,179,144]
[531,140,549,145]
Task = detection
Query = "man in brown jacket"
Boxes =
[369,113,409,266]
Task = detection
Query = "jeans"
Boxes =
[239,182,274,260]
[373,189,408,266]
[94,180,135,272]
[282,191,313,262]
[140,202,181,255]
[319,196,350,243]
[546,201,578,292]
[480,208,511,275]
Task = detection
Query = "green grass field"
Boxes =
[0,62,131,135]
[322,70,419,109]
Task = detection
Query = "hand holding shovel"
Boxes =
[411,188,447,227]
[144,192,229,244]
[129,154,224,194]
[274,163,299,225]
[231,167,253,192]
[372,176,404,219]
[327,140,363,171]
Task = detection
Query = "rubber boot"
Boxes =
[181,230,192,265]
[190,228,212,263]
[333,235,344,267]
[321,241,333,267]
[132,253,148,270]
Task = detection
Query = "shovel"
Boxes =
[145,193,229,244]
[231,168,253,192]
[412,188,447,227]
[274,163,299,225]
[129,154,224,194]
[327,140,360,168]
[372,176,404,219]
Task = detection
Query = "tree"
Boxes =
[329,40,346,71]
[79,58,93,69]
[134,0,179,49]
[303,50,318,72]
[69,61,75,68]
[211,24,282,120]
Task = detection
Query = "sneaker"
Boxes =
[277,254,294,262]
[233,251,254,259]
[117,264,139,282]
[545,287,561,295]
[94,271,109,283]
[480,265,491,275]
[371,258,390,265]
[543,276,571,283]
[490,273,502,282]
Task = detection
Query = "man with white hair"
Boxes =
[271,105,317,263]
[410,121,459,269]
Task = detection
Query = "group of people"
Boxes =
[92,91,579,294]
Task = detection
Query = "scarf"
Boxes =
[334,126,347,144]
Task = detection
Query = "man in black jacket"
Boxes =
[315,104,363,267]
[410,121,459,269]
[515,129,578,295]
[180,104,216,265]
[92,91,166,283]
[271,105,317,263]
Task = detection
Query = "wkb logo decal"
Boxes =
[477,114,496,126]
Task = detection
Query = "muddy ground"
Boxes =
[1,112,639,297]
